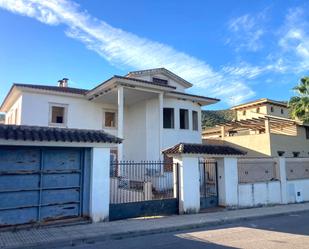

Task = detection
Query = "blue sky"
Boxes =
[0,0,308,109]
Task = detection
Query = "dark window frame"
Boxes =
[179,109,189,130]
[192,110,198,131]
[163,108,174,129]
[153,77,168,85]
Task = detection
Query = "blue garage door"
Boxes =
[0,147,89,227]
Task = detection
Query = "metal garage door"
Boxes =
[0,146,89,227]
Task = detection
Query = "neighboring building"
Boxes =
[203,98,309,157]
[0,68,219,161]
[232,98,289,121]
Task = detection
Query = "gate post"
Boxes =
[173,156,200,214]
[217,157,238,207]
[90,147,110,222]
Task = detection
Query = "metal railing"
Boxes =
[110,160,176,204]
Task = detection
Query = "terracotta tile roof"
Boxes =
[14,83,89,95]
[162,143,246,156]
[0,124,122,144]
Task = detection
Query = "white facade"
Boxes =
[1,68,218,161]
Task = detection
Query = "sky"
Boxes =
[0,0,308,110]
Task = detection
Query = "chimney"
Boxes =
[58,78,69,87]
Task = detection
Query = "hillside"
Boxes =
[202,110,235,128]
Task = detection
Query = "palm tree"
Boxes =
[289,77,309,123]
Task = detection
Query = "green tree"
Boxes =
[289,77,309,123]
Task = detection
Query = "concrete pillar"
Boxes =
[217,157,238,207]
[278,157,288,204]
[173,156,200,214]
[90,147,110,222]
[117,86,124,160]
[158,93,163,161]
[173,162,179,199]
[221,126,225,137]
[265,118,270,133]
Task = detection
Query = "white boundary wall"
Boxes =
[235,157,309,208]
[286,158,309,203]
[238,181,281,207]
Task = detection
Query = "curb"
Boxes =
[8,208,309,249]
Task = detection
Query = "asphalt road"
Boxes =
[58,211,309,249]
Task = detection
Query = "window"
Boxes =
[179,109,189,129]
[270,106,274,112]
[192,111,198,131]
[306,127,309,139]
[49,104,67,126]
[104,111,116,128]
[163,108,174,128]
[256,107,260,113]
[153,77,168,85]
[293,152,300,158]
[281,108,284,114]
[242,110,246,116]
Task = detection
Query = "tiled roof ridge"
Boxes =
[162,142,246,156]
[0,124,122,144]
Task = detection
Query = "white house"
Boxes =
[0,68,219,161]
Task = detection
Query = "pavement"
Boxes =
[59,209,309,249]
[1,202,309,249]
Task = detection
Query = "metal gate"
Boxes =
[199,159,218,209]
[0,146,89,227]
[109,160,179,220]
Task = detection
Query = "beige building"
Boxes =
[232,98,289,121]
[203,98,309,157]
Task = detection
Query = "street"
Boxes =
[57,211,309,249]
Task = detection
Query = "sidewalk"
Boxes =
[1,202,309,249]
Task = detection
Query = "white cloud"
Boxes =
[275,6,309,73]
[221,63,264,80]
[227,12,266,52]
[0,0,255,105]
[225,6,309,80]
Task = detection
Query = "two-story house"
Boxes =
[0,68,219,161]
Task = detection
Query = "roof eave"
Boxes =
[0,85,21,112]
[166,92,219,106]
[231,98,287,110]
[86,76,178,100]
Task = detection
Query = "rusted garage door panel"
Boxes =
[0,146,88,227]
